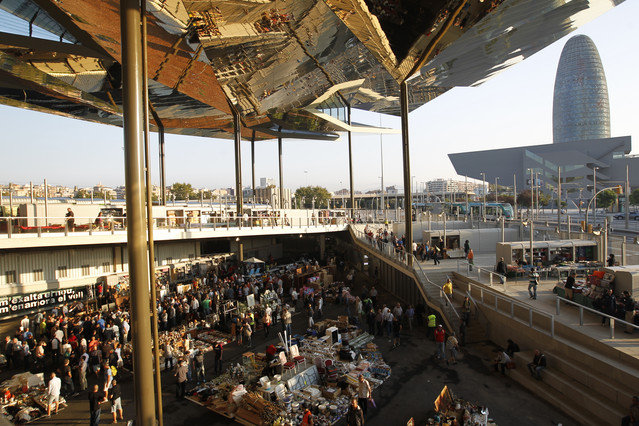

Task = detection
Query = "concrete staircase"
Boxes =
[413,268,462,332]
[449,271,639,425]
[348,227,464,334]
[509,347,634,426]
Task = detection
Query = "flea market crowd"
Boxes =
[3,240,637,426]
[0,250,499,426]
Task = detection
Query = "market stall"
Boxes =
[496,240,598,269]
[186,325,391,425]
[1,372,64,424]
[553,269,613,309]
[122,327,217,371]
[430,385,495,426]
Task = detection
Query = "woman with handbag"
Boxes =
[357,374,372,416]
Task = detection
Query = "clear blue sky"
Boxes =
[1,1,637,193]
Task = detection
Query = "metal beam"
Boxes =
[120,1,156,424]
[348,105,354,217]
[278,126,284,209]
[400,81,413,266]
[0,31,111,60]
[32,0,113,60]
[233,109,243,215]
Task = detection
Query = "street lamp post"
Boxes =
[480,172,486,221]
[535,172,540,219]
[527,169,533,220]
[513,174,517,220]
[495,177,500,204]
[411,175,415,208]
[593,166,599,226]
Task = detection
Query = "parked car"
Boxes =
[612,211,639,220]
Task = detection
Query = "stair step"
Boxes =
[516,347,637,409]
[509,362,623,426]
[513,351,627,419]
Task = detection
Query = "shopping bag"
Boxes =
[368,398,376,408]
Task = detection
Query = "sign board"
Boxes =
[246,294,255,308]
[0,288,85,315]
[286,365,319,391]
[434,385,453,413]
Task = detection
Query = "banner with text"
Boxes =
[0,288,85,315]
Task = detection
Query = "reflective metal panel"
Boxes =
[0,0,624,139]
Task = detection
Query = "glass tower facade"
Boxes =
[552,35,610,144]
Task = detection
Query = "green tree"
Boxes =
[170,182,197,200]
[294,186,331,208]
[596,189,617,210]
[498,195,514,206]
[538,192,551,207]
[202,190,217,201]
[517,190,532,208]
[630,188,639,206]
[75,189,92,199]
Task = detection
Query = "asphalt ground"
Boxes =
[0,273,576,426]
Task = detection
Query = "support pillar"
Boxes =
[320,235,326,261]
[152,107,166,206]
[233,109,243,216]
[120,1,156,424]
[348,106,355,217]
[399,81,413,266]
[44,178,48,226]
[141,5,163,424]
[278,127,284,210]
[251,130,256,204]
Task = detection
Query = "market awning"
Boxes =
[243,257,265,263]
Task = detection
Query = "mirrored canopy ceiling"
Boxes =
[0,0,623,141]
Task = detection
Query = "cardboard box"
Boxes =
[322,387,341,400]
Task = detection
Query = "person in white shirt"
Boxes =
[47,372,62,416]
[20,315,30,331]
[78,353,89,391]
[121,319,130,343]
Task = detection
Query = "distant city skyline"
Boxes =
[1,177,482,198]
[0,2,636,193]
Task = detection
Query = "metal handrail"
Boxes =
[461,279,555,337]
[456,259,506,289]
[0,214,350,238]
[350,227,459,321]
[555,295,639,339]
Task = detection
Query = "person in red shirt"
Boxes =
[301,405,313,425]
[434,325,446,360]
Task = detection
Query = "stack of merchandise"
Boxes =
[196,330,232,345]
[0,373,63,424]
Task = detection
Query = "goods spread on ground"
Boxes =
[186,323,391,425]
[122,327,227,370]
[430,385,496,426]
[0,372,65,424]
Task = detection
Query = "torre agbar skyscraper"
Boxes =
[552,35,611,144]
